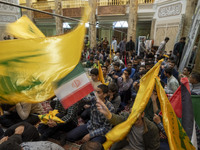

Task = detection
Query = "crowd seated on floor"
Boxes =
[0,36,199,150]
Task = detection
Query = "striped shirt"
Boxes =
[87,98,115,138]
[54,98,79,125]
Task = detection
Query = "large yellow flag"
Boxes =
[6,15,45,39]
[103,59,163,149]
[155,78,195,150]
[0,7,90,104]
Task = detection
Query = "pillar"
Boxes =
[182,0,198,37]
[26,0,33,21]
[150,19,156,40]
[127,0,138,42]
[55,0,63,35]
[89,0,97,49]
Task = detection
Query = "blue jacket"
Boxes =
[122,68,135,78]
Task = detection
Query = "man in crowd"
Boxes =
[65,84,115,144]
[109,62,123,82]
[132,65,146,82]
[189,72,200,95]
[122,61,135,78]
[180,67,192,78]
[160,60,179,84]
[139,38,146,58]
[164,68,179,94]
[38,99,79,141]
[102,66,113,84]
[156,37,170,56]
[0,102,43,128]
[173,37,186,67]
[117,69,133,105]
[96,99,160,150]
[112,36,117,52]
[118,37,127,59]
[102,37,109,50]
[126,36,135,57]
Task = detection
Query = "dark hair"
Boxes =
[101,66,108,70]
[108,83,118,93]
[165,37,170,41]
[94,56,99,60]
[169,57,174,61]
[170,60,176,64]
[190,72,200,82]
[79,141,104,150]
[164,68,173,76]
[139,65,146,69]
[127,61,132,65]
[90,68,99,76]
[114,62,120,67]
[145,62,151,66]
[181,37,186,41]
[139,70,147,76]
[125,68,132,75]
[105,59,110,64]
[97,84,108,94]
[185,67,192,74]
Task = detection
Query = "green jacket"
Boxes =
[109,112,160,150]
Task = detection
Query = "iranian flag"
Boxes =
[53,63,94,109]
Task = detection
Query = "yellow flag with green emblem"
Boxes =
[38,110,65,124]
[6,15,45,39]
[155,78,195,150]
[0,6,90,104]
[103,59,163,149]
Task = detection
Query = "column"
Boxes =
[182,0,198,37]
[150,19,156,40]
[26,0,33,21]
[127,0,138,42]
[55,0,63,35]
[89,0,97,49]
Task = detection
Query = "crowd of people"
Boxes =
[0,35,199,150]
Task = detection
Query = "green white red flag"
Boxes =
[53,63,94,109]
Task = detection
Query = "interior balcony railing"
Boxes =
[20,0,155,11]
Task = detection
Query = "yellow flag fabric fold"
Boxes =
[38,110,65,124]
[103,59,163,149]
[6,15,45,39]
[155,78,195,150]
[0,6,91,104]
[98,61,109,86]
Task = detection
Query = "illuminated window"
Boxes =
[85,22,99,28]
[63,22,71,29]
[113,21,128,28]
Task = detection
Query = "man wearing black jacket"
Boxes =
[126,36,135,57]
[173,37,186,67]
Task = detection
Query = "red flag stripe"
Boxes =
[60,83,94,109]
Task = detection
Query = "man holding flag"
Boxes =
[96,100,160,150]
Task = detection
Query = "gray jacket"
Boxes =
[190,82,200,95]
[165,75,179,94]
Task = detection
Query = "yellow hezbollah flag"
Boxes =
[38,110,65,124]
[0,6,91,104]
[6,15,45,39]
[155,78,195,150]
[98,61,109,86]
[103,59,163,149]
